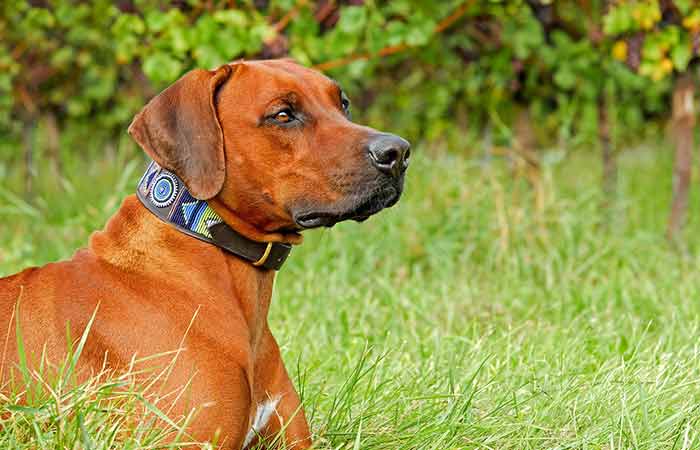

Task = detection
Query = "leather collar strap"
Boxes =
[136,161,291,271]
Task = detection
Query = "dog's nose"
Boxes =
[367,133,411,177]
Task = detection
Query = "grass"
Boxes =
[2,139,700,449]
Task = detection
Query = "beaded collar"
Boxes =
[136,161,291,271]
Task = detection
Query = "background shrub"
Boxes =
[3,0,700,236]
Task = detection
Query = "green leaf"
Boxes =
[554,67,576,90]
[146,9,184,33]
[671,33,692,71]
[643,37,664,61]
[213,10,248,27]
[603,5,633,35]
[194,44,226,69]
[676,0,693,15]
[337,6,367,35]
[112,14,145,35]
[142,52,184,84]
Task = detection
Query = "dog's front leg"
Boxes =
[245,330,312,450]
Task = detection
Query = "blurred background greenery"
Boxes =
[3,0,700,240]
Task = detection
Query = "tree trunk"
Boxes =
[598,93,617,213]
[667,73,695,240]
[22,123,34,195]
[513,108,544,224]
[45,113,62,180]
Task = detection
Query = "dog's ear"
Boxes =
[128,64,233,200]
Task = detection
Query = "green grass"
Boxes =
[2,140,700,449]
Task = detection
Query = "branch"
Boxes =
[265,0,309,43]
[315,0,338,25]
[313,1,473,72]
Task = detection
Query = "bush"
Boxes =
[2,1,700,156]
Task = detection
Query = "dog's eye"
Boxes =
[274,109,294,123]
[340,94,351,116]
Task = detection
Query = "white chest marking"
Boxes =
[242,396,281,449]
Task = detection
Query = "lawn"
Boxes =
[2,140,700,449]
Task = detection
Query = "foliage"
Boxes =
[605,0,700,80]
[2,1,700,157]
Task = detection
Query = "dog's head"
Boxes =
[129,59,410,242]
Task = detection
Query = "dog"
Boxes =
[0,59,410,449]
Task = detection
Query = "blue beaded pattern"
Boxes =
[150,173,179,208]
[138,161,223,239]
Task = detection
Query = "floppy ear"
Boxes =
[128,65,233,200]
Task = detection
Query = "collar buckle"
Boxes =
[252,242,273,267]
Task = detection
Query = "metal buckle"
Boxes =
[252,242,273,267]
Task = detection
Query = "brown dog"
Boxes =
[0,59,409,449]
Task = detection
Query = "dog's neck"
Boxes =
[90,196,276,338]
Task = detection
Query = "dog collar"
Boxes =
[136,161,291,271]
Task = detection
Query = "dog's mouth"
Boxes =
[294,185,402,229]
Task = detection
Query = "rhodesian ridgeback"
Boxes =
[0,59,410,449]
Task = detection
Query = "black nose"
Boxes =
[367,133,411,177]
